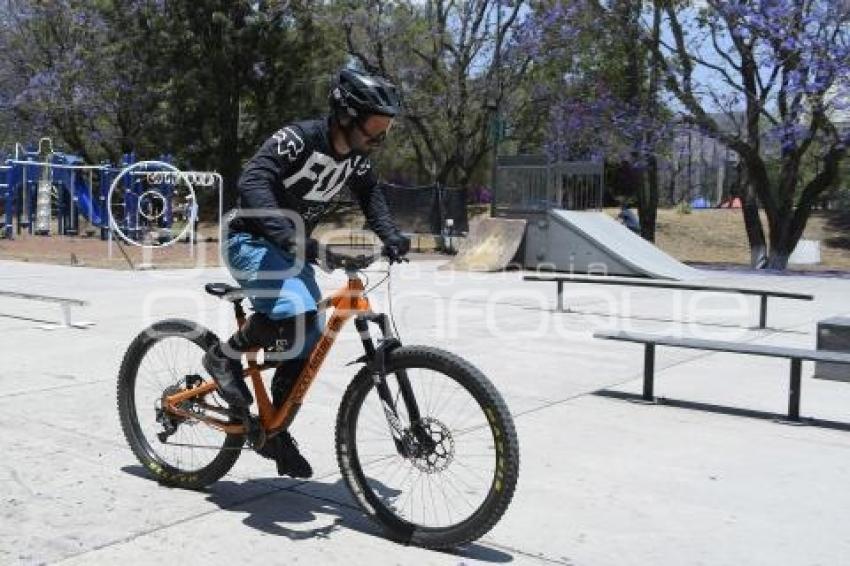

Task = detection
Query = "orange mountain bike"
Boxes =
[117,252,519,549]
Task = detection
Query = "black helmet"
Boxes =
[329,68,402,119]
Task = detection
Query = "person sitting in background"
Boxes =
[617,202,640,234]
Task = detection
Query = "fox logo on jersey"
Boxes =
[273,127,306,161]
[355,160,371,176]
[283,153,367,202]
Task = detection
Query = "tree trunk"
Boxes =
[765,200,806,271]
[640,155,659,242]
[220,91,242,210]
[765,233,793,270]
[218,76,241,212]
[736,164,767,268]
[639,0,662,243]
[220,7,245,212]
[765,175,825,270]
[742,201,767,268]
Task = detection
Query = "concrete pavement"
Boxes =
[1,258,849,565]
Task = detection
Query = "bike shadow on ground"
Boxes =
[204,476,514,563]
[120,465,513,562]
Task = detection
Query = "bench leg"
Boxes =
[37,304,72,330]
[557,281,564,312]
[643,344,655,401]
[758,295,768,329]
[788,358,802,421]
[38,304,95,331]
[60,303,72,327]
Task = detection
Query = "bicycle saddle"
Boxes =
[204,283,247,303]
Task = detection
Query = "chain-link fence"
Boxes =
[382,184,469,234]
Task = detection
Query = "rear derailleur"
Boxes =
[155,374,205,443]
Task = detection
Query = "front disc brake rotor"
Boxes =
[407,417,455,473]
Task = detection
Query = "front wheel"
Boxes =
[335,346,519,549]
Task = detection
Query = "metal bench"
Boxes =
[0,290,94,330]
[594,330,850,422]
[524,275,814,329]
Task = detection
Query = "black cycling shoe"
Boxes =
[257,431,313,479]
[201,343,253,408]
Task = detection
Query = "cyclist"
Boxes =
[203,68,411,478]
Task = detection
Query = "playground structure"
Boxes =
[1,138,117,240]
[0,139,222,260]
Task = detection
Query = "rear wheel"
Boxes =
[117,319,244,489]
[335,346,519,549]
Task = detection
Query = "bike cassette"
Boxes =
[155,377,209,442]
[154,385,185,442]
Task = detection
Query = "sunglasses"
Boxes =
[355,119,393,145]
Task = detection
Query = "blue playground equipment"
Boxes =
[0,160,11,238]
[0,142,178,241]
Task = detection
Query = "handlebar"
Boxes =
[320,247,408,273]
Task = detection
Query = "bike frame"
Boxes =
[163,272,379,436]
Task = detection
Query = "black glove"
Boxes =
[293,237,319,263]
[383,233,411,263]
[306,238,321,263]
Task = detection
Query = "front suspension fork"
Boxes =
[355,313,424,458]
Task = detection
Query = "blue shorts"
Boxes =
[225,232,323,357]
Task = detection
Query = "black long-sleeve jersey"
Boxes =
[227,117,400,251]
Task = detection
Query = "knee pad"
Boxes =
[269,311,319,406]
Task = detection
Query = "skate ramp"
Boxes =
[539,210,703,280]
[441,216,527,272]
